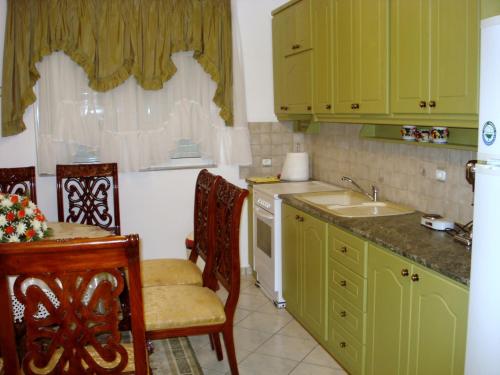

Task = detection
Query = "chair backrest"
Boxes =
[56,163,121,235]
[210,178,248,319]
[0,235,148,374]
[189,169,221,265]
[0,166,37,204]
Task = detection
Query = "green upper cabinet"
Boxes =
[272,0,313,116]
[366,244,468,375]
[391,0,479,116]
[333,0,389,115]
[312,0,334,114]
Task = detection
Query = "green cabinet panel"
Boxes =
[301,212,328,340]
[408,265,468,375]
[366,244,411,375]
[282,204,328,341]
[391,0,478,115]
[366,244,469,375]
[329,225,367,276]
[272,0,313,115]
[312,0,334,114]
[282,205,302,317]
[329,259,367,312]
[333,0,389,114]
[329,324,364,375]
[330,290,366,344]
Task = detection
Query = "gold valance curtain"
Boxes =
[1,0,233,137]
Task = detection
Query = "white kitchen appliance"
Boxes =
[253,180,342,307]
[465,15,500,374]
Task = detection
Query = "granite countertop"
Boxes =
[281,195,471,286]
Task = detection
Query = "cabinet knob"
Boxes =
[429,100,436,108]
[419,100,427,108]
[326,104,332,110]
[307,106,312,111]
[298,216,304,222]
[295,214,300,221]
[340,246,348,253]
[339,342,347,348]
[351,103,360,110]
[411,273,419,282]
[340,280,347,287]
[292,44,301,50]
[340,310,347,317]
[401,269,409,277]
[283,106,289,111]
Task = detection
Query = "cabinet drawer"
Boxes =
[329,225,367,276]
[329,259,367,311]
[330,290,366,344]
[328,324,364,375]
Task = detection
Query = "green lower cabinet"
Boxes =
[366,244,469,375]
[282,204,328,342]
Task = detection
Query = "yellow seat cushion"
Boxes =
[141,258,203,287]
[143,285,226,331]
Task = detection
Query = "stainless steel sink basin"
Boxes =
[296,191,414,217]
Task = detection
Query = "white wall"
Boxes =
[234,0,288,122]
[0,0,300,267]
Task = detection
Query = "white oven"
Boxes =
[253,181,342,308]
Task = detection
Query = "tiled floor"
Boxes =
[188,274,348,375]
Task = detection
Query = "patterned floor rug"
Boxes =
[150,337,204,375]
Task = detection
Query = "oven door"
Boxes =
[253,206,276,300]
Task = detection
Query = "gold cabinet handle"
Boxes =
[298,216,304,222]
[401,269,409,277]
[340,280,347,287]
[340,342,347,348]
[307,106,312,111]
[419,100,427,108]
[340,246,348,253]
[326,104,332,110]
[351,103,360,110]
[340,311,347,317]
[411,273,419,282]
[429,100,436,108]
[283,106,289,111]
[292,44,301,50]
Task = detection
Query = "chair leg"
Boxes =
[209,333,215,350]
[212,333,224,361]
[222,327,239,375]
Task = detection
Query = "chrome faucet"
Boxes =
[341,176,379,202]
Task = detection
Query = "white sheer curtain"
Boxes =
[34,9,252,174]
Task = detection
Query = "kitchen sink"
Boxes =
[297,190,370,206]
[326,201,414,218]
[296,191,414,217]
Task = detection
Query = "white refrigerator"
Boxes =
[465,15,500,374]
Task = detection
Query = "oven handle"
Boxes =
[255,206,274,222]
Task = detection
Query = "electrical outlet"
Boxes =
[262,158,272,167]
[435,169,447,181]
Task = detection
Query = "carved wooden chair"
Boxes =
[56,163,131,330]
[0,166,37,203]
[143,178,249,375]
[141,169,221,288]
[0,235,150,374]
[56,163,121,235]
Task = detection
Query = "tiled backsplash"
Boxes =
[241,122,475,225]
[305,123,475,225]
[239,122,296,178]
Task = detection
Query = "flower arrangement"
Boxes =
[0,193,49,243]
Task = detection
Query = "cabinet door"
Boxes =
[333,0,358,114]
[282,205,302,317]
[301,212,327,341]
[429,0,478,114]
[366,245,411,375]
[391,0,429,114]
[292,0,312,54]
[313,0,334,114]
[358,0,389,114]
[283,50,313,113]
[408,265,469,375]
[272,15,287,114]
